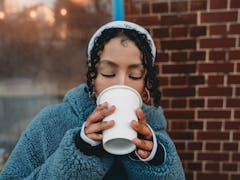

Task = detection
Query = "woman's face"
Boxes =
[95,36,146,96]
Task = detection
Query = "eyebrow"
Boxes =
[98,60,118,68]
[99,59,144,69]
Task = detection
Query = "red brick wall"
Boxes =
[125,0,240,179]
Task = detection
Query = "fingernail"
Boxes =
[132,120,138,125]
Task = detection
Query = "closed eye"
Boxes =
[129,75,143,80]
[100,73,115,78]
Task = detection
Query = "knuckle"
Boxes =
[100,121,108,130]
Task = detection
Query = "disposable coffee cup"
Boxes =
[96,85,142,155]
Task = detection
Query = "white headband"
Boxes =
[87,21,156,64]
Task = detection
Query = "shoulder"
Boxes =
[25,103,73,133]
[142,104,167,130]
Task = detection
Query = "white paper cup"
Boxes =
[96,85,143,155]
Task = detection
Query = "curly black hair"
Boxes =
[85,28,161,106]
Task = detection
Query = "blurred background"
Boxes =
[0,0,112,169]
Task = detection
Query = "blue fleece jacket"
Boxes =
[0,84,185,179]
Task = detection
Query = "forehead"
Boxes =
[99,36,142,65]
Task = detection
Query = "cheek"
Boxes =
[94,76,109,96]
[133,83,145,95]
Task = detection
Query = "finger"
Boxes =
[87,133,103,141]
[136,108,146,125]
[131,120,152,140]
[133,138,153,152]
[136,149,150,159]
[85,103,115,127]
[85,120,115,135]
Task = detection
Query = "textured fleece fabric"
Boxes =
[0,84,185,180]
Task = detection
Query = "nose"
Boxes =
[116,73,127,86]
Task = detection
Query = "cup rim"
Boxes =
[96,85,143,106]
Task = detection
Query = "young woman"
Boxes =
[0,21,185,179]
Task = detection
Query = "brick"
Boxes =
[159,99,170,108]
[171,121,187,129]
[229,50,240,60]
[237,86,240,94]
[235,110,240,118]
[207,99,223,107]
[174,142,186,150]
[168,70,189,81]
[161,39,196,50]
[197,132,229,140]
[162,64,196,74]
[223,142,238,151]
[198,110,231,119]
[155,53,169,62]
[228,75,240,84]
[197,152,229,161]
[164,110,195,119]
[199,87,232,97]
[189,51,205,61]
[207,121,222,130]
[152,2,168,13]
[209,50,226,61]
[232,153,240,161]
[188,121,203,129]
[205,163,220,171]
[161,14,197,25]
[171,1,188,12]
[162,87,195,97]
[190,0,207,11]
[141,3,150,14]
[128,16,160,26]
[232,174,240,180]
[197,173,228,180]
[188,162,202,171]
[185,173,193,180]
[237,64,240,72]
[155,64,160,74]
[201,11,238,23]
[189,99,204,108]
[187,142,203,150]
[209,25,227,35]
[179,152,194,160]
[199,63,234,73]
[171,26,188,37]
[208,75,224,85]
[210,0,227,9]
[200,38,236,48]
[169,131,194,140]
[206,142,221,150]
[171,99,187,108]
[153,28,169,38]
[171,52,188,62]
[233,132,240,140]
[190,26,207,37]
[159,77,169,86]
[229,24,240,35]
[225,122,240,130]
[231,0,240,8]
[189,75,205,85]
[226,98,240,107]
[223,163,238,171]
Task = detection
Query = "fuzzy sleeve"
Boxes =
[0,106,113,180]
[121,106,185,180]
